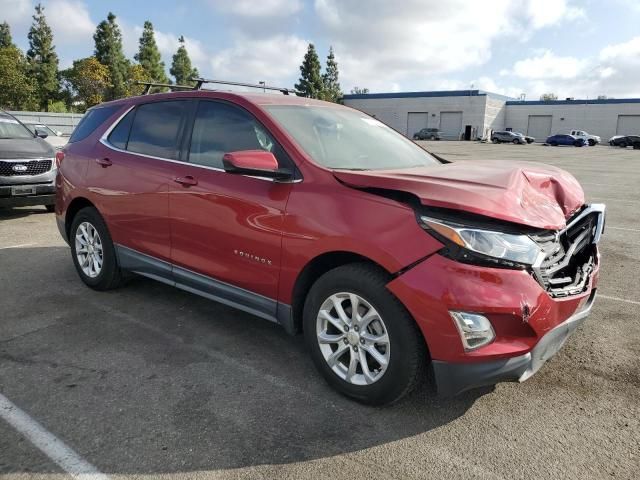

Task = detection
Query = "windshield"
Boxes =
[264,105,439,170]
[0,117,35,139]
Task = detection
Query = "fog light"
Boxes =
[450,312,495,351]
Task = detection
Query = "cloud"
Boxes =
[525,0,584,29]
[210,34,307,85]
[45,0,94,45]
[0,0,31,25]
[313,0,586,92]
[502,36,640,98]
[510,50,588,80]
[207,0,303,17]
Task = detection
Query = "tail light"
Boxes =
[55,151,65,168]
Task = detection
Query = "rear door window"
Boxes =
[107,109,135,150]
[68,105,119,143]
[126,101,188,160]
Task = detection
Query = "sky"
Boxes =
[2,0,640,99]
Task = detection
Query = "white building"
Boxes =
[342,90,640,142]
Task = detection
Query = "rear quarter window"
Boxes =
[68,105,120,143]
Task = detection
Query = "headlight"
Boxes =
[420,216,542,267]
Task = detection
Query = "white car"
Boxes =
[569,129,601,146]
[24,123,67,149]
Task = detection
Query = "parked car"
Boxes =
[491,131,527,144]
[0,111,57,211]
[413,128,441,140]
[55,88,605,405]
[24,123,67,149]
[569,130,600,146]
[513,132,535,143]
[546,134,586,147]
[609,135,640,149]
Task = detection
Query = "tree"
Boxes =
[350,86,369,95]
[134,21,168,84]
[321,46,341,102]
[170,35,199,85]
[295,43,323,98]
[94,12,129,100]
[0,21,13,48]
[27,4,59,111]
[126,63,152,97]
[0,46,37,109]
[539,92,558,101]
[61,57,110,110]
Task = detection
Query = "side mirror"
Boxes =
[35,128,48,139]
[222,150,292,181]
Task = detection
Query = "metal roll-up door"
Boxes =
[527,115,552,142]
[440,112,463,140]
[616,115,640,135]
[407,112,429,138]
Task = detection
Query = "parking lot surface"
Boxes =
[1,142,638,479]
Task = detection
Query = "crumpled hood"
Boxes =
[333,161,585,230]
[0,137,55,159]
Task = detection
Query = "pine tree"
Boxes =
[94,12,129,100]
[134,21,168,83]
[295,43,323,99]
[170,36,199,85]
[321,46,341,103]
[26,4,59,111]
[0,22,13,48]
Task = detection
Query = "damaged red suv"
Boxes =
[56,87,605,405]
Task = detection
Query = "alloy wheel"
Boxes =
[75,221,103,278]
[316,292,390,386]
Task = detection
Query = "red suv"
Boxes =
[55,87,605,405]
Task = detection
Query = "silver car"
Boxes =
[0,112,57,211]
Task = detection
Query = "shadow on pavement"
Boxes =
[0,246,489,475]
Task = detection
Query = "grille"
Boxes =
[0,159,52,176]
[531,210,599,297]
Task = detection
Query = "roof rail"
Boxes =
[136,81,198,95]
[190,78,300,96]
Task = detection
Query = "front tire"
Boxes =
[588,139,596,146]
[70,207,124,291]
[303,263,427,405]
[512,139,519,144]
[492,138,499,144]
[45,204,55,213]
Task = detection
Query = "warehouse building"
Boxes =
[342,90,640,142]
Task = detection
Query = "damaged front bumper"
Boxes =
[431,290,596,396]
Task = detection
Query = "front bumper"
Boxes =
[387,244,599,396]
[432,290,595,396]
[0,183,56,207]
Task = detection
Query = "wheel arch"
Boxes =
[289,251,393,334]
[65,197,96,239]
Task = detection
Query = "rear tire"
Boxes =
[303,263,427,405]
[512,139,519,144]
[70,207,124,291]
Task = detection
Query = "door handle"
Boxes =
[174,175,198,187]
[95,158,112,168]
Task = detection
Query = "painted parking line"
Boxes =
[0,392,110,480]
[598,294,640,306]
[0,243,37,250]
[606,226,640,233]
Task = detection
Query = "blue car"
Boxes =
[546,134,585,147]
